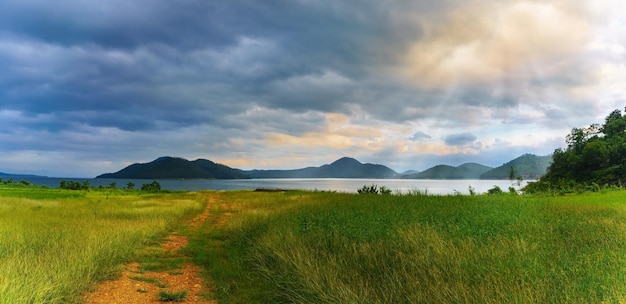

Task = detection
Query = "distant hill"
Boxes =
[97,157,250,179]
[96,154,551,180]
[400,170,420,175]
[480,154,552,180]
[97,156,398,179]
[246,157,397,179]
[403,163,492,179]
[0,172,47,179]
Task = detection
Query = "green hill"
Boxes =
[480,154,552,180]
[246,157,398,178]
[403,163,492,179]
[98,156,398,179]
[97,157,250,179]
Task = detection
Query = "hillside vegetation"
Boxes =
[97,156,249,179]
[246,157,397,178]
[403,163,492,179]
[480,154,552,180]
[526,108,626,192]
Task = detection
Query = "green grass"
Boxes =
[158,290,188,302]
[188,190,626,303]
[5,183,626,303]
[129,275,168,288]
[0,184,205,304]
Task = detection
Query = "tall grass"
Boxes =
[191,191,626,303]
[0,185,204,304]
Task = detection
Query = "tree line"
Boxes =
[59,180,162,191]
[526,108,626,193]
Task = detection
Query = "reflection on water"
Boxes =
[20,177,531,195]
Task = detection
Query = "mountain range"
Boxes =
[246,157,396,179]
[95,154,552,180]
[402,163,493,179]
[0,172,47,179]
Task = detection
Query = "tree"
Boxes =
[529,108,626,192]
[141,181,161,191]
[602,109,626,137]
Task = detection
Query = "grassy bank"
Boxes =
[190,190,626,303]
[0,184,204,304]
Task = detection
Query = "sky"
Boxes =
[0,0,625,177]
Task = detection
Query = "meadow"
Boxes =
[0,184,205,303]
[190,190,626,304]
[3,183,626,303]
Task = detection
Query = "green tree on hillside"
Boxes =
[536,108,626,188]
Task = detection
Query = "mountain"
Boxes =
[403,163,492,179]
[245,157,397,178]
[479,154,552,180]
[96,157,250,179]
[0,172,47,179]
[96,154,550,180]
[400,170,420,175]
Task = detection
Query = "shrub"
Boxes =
[141,181,162,192]
[59,180,90,190]
[468,186,476,196]
[487,185,503,195]
[357,184,391,195]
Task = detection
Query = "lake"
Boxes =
[17,177,531,195]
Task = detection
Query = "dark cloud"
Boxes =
[0,1,239,50]
[0,0,429,134]
[443,133,477,146]
[410,131,431,141]
[0,0,621,177]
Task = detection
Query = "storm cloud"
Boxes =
[0,0,624,176]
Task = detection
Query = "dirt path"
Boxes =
[82,196,216,304]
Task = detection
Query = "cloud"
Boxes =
[410,131,432,141]
[444,133,478,146]
[0,0,624,176]
[404,0,591,89]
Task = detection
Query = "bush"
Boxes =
[487,185,503,195]
[59,180,90,190]
[357,184,391,195]
[141,181,162,192]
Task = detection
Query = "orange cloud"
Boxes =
[404,0,591,88]
[264,113,387,151]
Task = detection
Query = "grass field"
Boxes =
[189,190,626,304]
[3,184,626,303]
[0,184,204,304]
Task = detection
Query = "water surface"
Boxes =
[20,177,530,195]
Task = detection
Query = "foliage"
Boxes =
[527,108,626,193]
[480,154,552,179]
[357,184,391,195]
[405,163,492,179]
[98,156,251,179]
[141,180,162,192]
[59,180,90,190]
[468,186,476,196]
[487,185,503,195]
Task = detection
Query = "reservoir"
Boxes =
[18,177,530,195]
